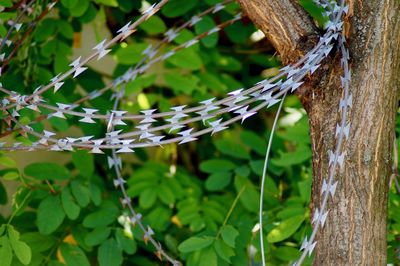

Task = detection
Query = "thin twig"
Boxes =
[2,1,59,71]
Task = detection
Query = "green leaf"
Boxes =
[3,171,19,181]
[56,40,72,56]
[98,238,123,266]
[24,163,71,181]
[205,172,231,191]
[79,4,97,23]
[61,187,81,220]
[34,19,57,42]
[35,66,53,83]
[83,202,118,228]
[41,40,57,57]
[178,236,214,253]
[0,24,7,35]
[69,0,90,17]
[298,178,312,203]
[115,43,147,65]
[176,204,198,225]
[60,243,90,266]
[0,156,17,168]
[215,139,250,159]
[271,145,312,167]
[93,0,118,7]
[264,176,279,198]
[195,16,218,48]
[234,175,260,213]
[203,202,224,223]
[173,28,195,44]
[220,225,239,248]
[225,21,254,44]
[115,229,136,255]
[139,15,166,35]
[213,239,235,263]
[0,224,6,235]
[240,130,267,155]
[157,183,176,205]
[278,118,310,144]
[117,0,138,12]
[8,226,32,265]
[10,187,30,217]
[162,0,197,18]
[199,246,218,266]
[54,53,70,73]
[217,56,243,72]
[57,20,74,39]
[85,227,111,246]
[0,12,16,21]
[61,0,78,9]
[198,72,227,92]
[9,241,31,265]
[249,160,264,176]
[267,215,305,243]
[200,159,235,174]
[0,0,13,8]
[89,183,102,206]
[48,261,64,266]
[166,48,202,70]
[139,188,157,209]
[125,74,157,95]
[70,181,90,207]
[37,195,65,235]
[274,246,301,261]
[0,236,12,266]
[276,207,305,220]
[72,150,94,178]
[299,0,328,27]
[147,207,172,231]
[164,72,199,94]
[20,233,55,253]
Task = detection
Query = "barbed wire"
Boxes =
[0,0,236,139]
[1,1,59,69]
[0,0,351,265]
[295,0,351,264]
[0,31,336,152]
[0,0,35,54]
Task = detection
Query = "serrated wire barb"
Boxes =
[294,0,351,265]
[0,0,351,265]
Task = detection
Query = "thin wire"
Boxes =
[0,0,34,53]
[259,92,287,266]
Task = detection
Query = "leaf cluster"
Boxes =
[0,0,398,266]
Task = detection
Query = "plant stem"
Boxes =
[216,185,246,239]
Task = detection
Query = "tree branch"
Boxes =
[237,0,318,63]
[240,0,400,264]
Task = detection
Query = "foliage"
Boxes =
[0,0,398,265]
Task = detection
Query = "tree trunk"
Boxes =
[238,0,400,265]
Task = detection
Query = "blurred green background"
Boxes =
[0,0,398,265]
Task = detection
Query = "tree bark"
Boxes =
[238,0,400,265]
[237,0,318,63]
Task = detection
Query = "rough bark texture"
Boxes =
[238,0,319,64]
[238,0,400,265]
